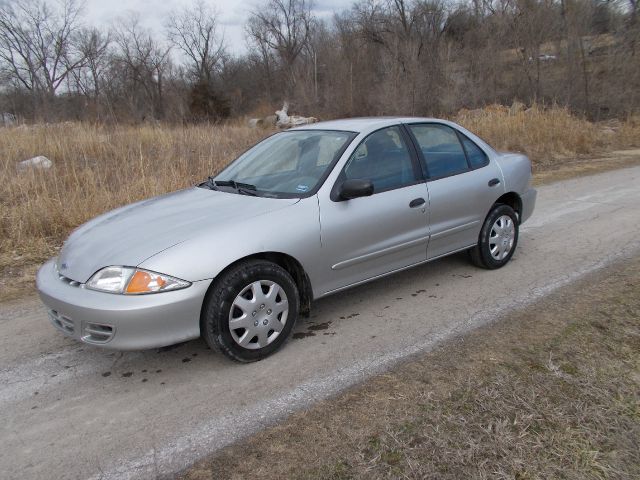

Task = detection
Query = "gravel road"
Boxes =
[1,166,639,480]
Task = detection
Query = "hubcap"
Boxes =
[228,280,289,350]
[489,215,515,261]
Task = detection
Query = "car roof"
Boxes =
[288,116,497,155]
[289,117,450,134]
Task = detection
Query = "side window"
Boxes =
[409,124,469,179]
[461,135,489,169]
[342,126,418,192]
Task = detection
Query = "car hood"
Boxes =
[56,188,298,282]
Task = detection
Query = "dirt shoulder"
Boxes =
[533,148,640,186]
[182,255,640,480]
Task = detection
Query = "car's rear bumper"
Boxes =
[521,188,537,224]
[36,259,211,350]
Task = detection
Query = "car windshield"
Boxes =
[209,130,356,197]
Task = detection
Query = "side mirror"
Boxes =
[339,179,374,200]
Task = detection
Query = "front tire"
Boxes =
[201,260,299,362]
[469,204,519,269]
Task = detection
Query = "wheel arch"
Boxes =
[494,192,522,222]
[199,251,313,333]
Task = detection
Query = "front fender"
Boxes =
[139,196,323,294]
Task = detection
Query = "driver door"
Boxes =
[317,126,429,294]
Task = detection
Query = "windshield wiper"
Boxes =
[237,187,258,196]
[203,178,258,196]
[201,176,220,190]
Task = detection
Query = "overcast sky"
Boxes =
[83,0,354,55]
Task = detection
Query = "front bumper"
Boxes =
[36,259,212,350]
[520,188,537,224]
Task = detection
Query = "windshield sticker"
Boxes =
[296,184,309,192]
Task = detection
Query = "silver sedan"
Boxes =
[37,117,537,362]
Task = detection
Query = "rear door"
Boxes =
[317,126,429,294]
[406,123,505,259]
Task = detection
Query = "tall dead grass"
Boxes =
[455,104,640,165]
[0,122,269,298]
[0,109,639,300]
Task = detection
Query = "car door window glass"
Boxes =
[461,135,489,169]
[409,124,469,178]
[342,126,418,192]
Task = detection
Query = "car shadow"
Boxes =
[293,251,472,337]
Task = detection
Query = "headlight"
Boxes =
[86,266,134,293]
[86,267,191,294]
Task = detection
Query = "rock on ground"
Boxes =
[17,156,53,171]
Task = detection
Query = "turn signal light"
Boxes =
[126,270,167,294]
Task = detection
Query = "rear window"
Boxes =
[408,124,469,178]
[461,135,489,169]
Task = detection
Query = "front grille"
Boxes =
[82,323,115,344]
[49,310,75,335]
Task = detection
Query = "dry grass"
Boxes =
[183,255,640,480]
[455,104,640,166]
[0,122,270,300]
[1,108,639,301]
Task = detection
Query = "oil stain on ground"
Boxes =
[308,322,332,331]
[293,331,316,339]
[293,321,334,339]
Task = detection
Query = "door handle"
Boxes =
[488,178,501,187]
[409,197,426,208]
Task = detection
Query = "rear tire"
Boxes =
[469,204,519,269]
[201,260,299,362]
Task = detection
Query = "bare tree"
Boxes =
[509,0,558,100]
[0,0,85,99]
[72,27,110,98]
[166,0,225,84]
[352,0,447,114]
[111,15,171,120]
[628,0,637,24]
[245,19,278,103]
[247,0,314,96]
[0,0,638,122]
[166,1,231,121]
